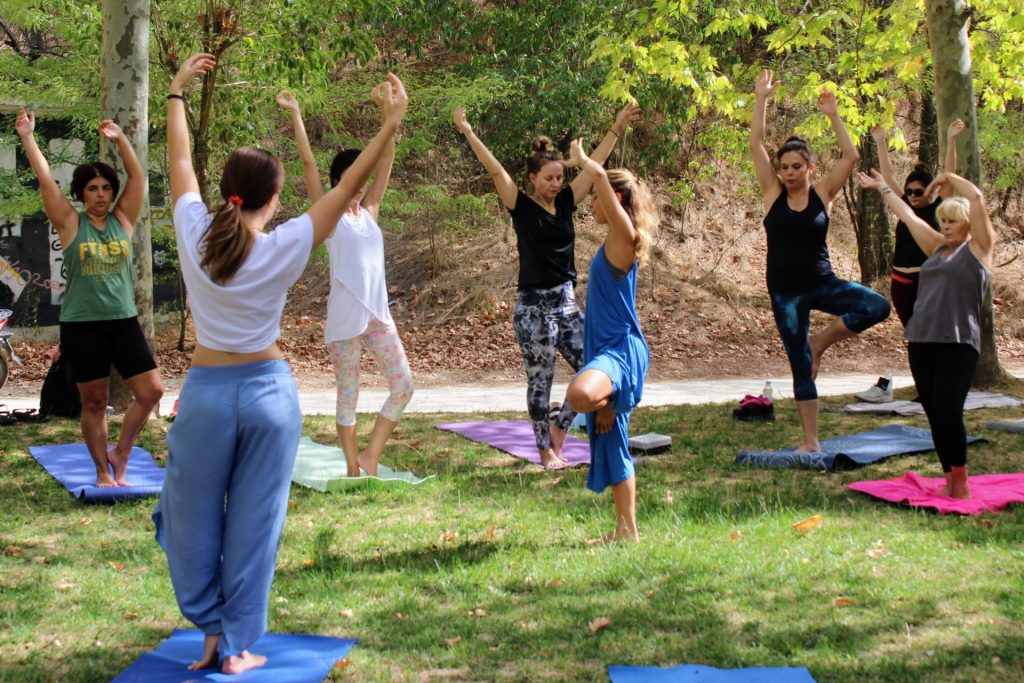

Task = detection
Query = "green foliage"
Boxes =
[385,186,496,238]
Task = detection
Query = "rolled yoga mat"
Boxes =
[291,436,433,491]
[28,443,165,502]
[608,664,816,682]
[111,629,356,682]
[436,419,591,466]
[736,424,983,471]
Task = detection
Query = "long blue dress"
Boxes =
[582,245,650,493]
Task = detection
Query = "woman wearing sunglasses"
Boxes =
[750,69,890,453]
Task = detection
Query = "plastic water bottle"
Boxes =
[762,381,773,400]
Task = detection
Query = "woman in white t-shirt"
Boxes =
[153,54,407,676]
[277,90,413,478]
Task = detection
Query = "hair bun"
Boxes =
[784,135,808,145]
[913,162,932,174]
[531,135,555,153]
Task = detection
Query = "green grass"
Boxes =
[2,392,1024,682]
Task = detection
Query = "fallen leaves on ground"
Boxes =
[792,514,823,533]
[589,616,612,632]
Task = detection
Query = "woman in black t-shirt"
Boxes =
[750,69,890,453]
[454,105,638,467]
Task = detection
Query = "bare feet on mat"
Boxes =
[809,333,824,381]
[188,633,220,671]
[222,650,267,675]
[95,471,118,488]
[356,450,379,477]
[107,446,132,487]
[550,424,567,457]
[539,448,567,469]
[586,528,640,546]
[795,440,821,453]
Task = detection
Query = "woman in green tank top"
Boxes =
[16,108,164,489]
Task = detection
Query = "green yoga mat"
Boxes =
[292,437,433,491]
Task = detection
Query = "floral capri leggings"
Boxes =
[326,318,414,427]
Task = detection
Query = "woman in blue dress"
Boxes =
[563,139,655,544]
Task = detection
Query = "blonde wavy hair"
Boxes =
[606,168,657,266]
[937,196,970,225]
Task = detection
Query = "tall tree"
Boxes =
[101,0,152,409]
[926,0,1009,385]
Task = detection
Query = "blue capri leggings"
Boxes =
[770,276,890,401]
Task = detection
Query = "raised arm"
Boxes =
[359,94,395,221]
[167,54,217,205]
[857,170,944,256]
[566,138,636,271]
[570,104,641,203]
[276,90,325,203]
[870,126,900,193]
[927,172,995,268]
[940,119,965,199]
[306,75,407,248]
[750,70,783,208]
[100,120,144,233]
[15,107,78,245]
[816,88,860,204]
[454,107,518,210]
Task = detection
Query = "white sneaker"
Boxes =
[856,377,893,403]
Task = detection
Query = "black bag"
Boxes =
[39,351,81,418]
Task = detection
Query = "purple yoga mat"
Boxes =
[436,419,591,467]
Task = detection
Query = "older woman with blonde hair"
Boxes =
[857,169,995,499]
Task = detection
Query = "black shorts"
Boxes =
[59,317,158,384]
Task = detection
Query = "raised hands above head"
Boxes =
[754,69,780,99]
[170,53,216,94]
[564,138,590,169]
[372,73,409,126]
[816,87,838,117]
[613,103,641,133]
[947,118,966,140]
[453,106,473,136]
[15,106,35,137]
[854,169,888,192]
[275,89,301,113]
[98,119,124,140]
[870,124,888,143]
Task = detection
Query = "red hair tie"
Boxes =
[227,195,244,207]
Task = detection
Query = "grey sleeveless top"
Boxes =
[904,242,989,351]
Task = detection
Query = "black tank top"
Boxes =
[763,187,833,293]
[893,197,941,269]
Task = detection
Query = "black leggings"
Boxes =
[908,342,978,472]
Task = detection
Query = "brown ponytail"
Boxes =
[201,146,283,285]
[606,168,657,266]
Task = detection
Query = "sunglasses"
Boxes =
[904,187,927,198]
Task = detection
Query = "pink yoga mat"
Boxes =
[436,419,591,467]
[847,471,1024,515]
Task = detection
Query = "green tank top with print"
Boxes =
[60,212,138,322]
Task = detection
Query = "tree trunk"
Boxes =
[918,75,939,170]
[854,134,893,285]
[926,0,1009,386]
[101,0,153,411]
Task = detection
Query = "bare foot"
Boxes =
[356,450,379,477]
[550,424,567,457]
[809,333,824,381]
[188,633,220,671]
[586,528,640,546]
[935,485,954,497]
[950,484,971,499]
[795,441,821,453]
[107,447,132,487]
[222,650,267,675]
[539,448,568,469]
[95,472,118,488]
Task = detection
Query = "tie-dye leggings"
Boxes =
[512,282,585,451]
[326,318,414,426]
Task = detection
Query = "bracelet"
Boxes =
[880,186,893,195]
[167,93,185,101]
[609,129,620,138]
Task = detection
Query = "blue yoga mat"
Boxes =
[735,424,983,471]
[112,629,356,683]
[609,664,816,682]
[28,443,165,502]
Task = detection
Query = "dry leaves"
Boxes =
[395,612,409,620]
[53,581,75,591]
[302,558,316,567]
[468,608,486,618]
[444,635,462,648]
[589,616,612,633]
[833,597,857,607]
[78,517,93,526]
[440,530,459,543]
[339,608,355,619]
[107,562,126,572]
[729,528,742,541]
[334,658,352,670]
[792,514,823,533]
[485,525,497,541]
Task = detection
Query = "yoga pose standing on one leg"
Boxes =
[750,69,890,452]
[562,139,653,543]
[858,169,994,499]
[856,120,963,402]
[155,53,407,675]
[277,90,413,478]
[16,108,163,487]
[454,104,639,467]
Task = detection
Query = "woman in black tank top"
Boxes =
[750,70,890,453]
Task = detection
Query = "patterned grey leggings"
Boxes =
[512,282,585,451]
